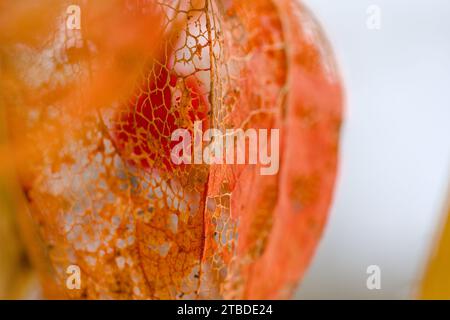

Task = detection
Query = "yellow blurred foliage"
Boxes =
[421,184,450,299]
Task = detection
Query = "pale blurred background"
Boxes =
[296,0,450,299]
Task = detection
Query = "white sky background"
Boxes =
[295,0,450,299]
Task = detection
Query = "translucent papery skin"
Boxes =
[0,0,343,299]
